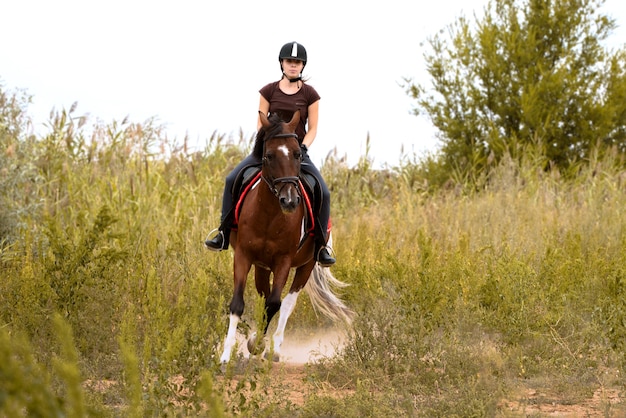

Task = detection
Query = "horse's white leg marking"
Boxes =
[272,291,300,357]
[220,314,239,363]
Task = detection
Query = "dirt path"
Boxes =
[499,386,623,417]
[274,363,624,416]
[227,329,624,416]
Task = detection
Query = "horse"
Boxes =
[218,110,354,364]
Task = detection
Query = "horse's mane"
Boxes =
[253,113,291,159]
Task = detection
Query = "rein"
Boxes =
[270,133,299,140]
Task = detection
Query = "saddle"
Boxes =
[231,165,320,238]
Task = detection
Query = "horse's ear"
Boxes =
[287,110,300,132]
[259,111,270,129]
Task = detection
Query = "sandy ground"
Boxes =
[229,329,625,416]
[84,327,624,416]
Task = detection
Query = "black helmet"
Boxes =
[278,42,307,67]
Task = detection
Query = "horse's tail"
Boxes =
[304,263,355,325]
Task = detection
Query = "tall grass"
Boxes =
[1,94,625,416]
[315,150,626,415]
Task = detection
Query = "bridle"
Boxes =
[261,132,302,198]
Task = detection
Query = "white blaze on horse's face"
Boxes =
[277,144,290,158]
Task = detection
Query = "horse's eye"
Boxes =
[294,151,302,160]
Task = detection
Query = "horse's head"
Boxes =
[257,110,303,214]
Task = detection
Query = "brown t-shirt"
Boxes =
[259,81,321,141]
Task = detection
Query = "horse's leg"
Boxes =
[220,254,252,364]
[267,291,299,362]
[220,314,239,364]
[246,267,271,355]
[265,261,293,327]
[269,261,316,362]
[254,267,271,303]
[245,259,292,361]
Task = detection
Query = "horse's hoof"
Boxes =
[263,350,280,362]
[247,333,266,355]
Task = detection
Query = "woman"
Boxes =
[205,41,335,266]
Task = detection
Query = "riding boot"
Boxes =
[315,203,335,266]
[205,228,230,251]
[206,179,237,252]
[316,245,336,266]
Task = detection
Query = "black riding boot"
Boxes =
[205,169,238,252]
[314,200,335,266]
[315,220,335,266]
[205,229,230,251]
[316,244,336,267]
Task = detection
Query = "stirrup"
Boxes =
[316,246,336,267]
[204,229,226,251]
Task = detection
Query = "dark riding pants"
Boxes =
[301,153,331,243]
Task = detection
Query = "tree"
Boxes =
[407,0,626,179]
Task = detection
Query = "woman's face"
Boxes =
[282,59,304,78]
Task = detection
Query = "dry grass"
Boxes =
[1,103,626,416]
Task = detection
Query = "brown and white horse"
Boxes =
[219,110,353,363]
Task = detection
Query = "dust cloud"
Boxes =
[278,329,347,364]
[227,328,347,364]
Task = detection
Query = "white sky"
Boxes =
[2,0,625,167]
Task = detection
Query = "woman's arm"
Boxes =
[302,100,319,149]
[257,95,270,131]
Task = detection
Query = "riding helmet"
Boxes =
[278,42,307,67]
